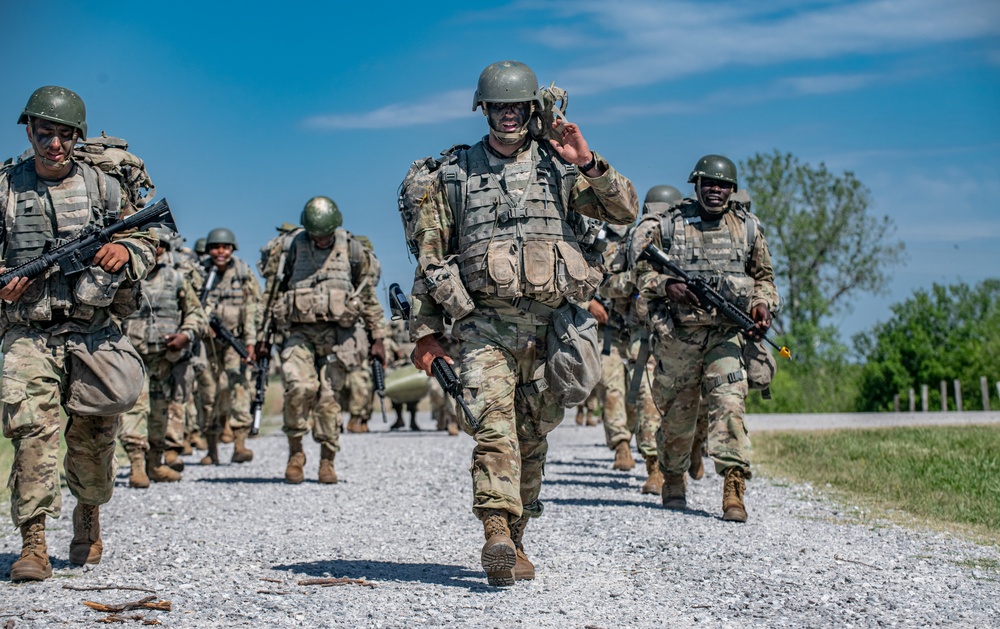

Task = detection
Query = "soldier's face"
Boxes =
[486,102,531,135]
[27,119,78,175]
[310,234,334,249]
[698,178,734,208]
[207,243,234,268]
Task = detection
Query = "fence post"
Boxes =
[921,384,929,412]
[982,376,990,411]
[940,380,948,412]
[908,388,916,412]
[893,394,900,413]
[954,379,963,412]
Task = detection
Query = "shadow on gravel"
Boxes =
[552,470,630,479]
[0,552,15,576]
[195,477,289,485]
[546,496,660,509]
[544,477,635,490]
[273,559,487,590]
[546,459,608,470]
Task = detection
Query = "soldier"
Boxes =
[118,227,207,486]
[384,317,422,431]
[258,197,386,484]
[630,156,780,522]
[200,227,262,465]
[0,86,157,581]
[404,60,638,586]
[342,322,376,433]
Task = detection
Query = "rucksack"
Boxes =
[73,132,156,212]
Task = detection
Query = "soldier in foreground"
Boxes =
[402,61,638,586]
[258,197,386,484]
[630,156,780,522]
[1,87,156,581]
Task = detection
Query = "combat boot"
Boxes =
[389,414,405,431]
[688,438,705,480]
[164,449,185,472]
[220,419,234,443]
[200,435,219,466]
[641,455,664,495]
[661,473,686,510]
[10,515,52,581]
[480,509,516,587]
[575,408,585,425]
[508,515,535,581]
[346,416,365,433]
[409,413,421,431]
[181,435,194,456]
[147,449,182,483]
[232,427,254,463]
[318,446,338,484]
[190,429,208,452]
[69,503,102,565]
[586,413,599,427]
[722,467,748,523]
[612,440,636,471]
[284,436,306,484]
[447,421,459,436]
[127,449,150,489]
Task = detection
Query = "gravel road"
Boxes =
[1,413,998,628]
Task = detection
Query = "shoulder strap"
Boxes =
[442,146,471,252]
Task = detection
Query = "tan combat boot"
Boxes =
[722,467,748,523]
[147,449,182,483]
[662,473,687,510]
[220,419,234,443]
[612,440,636,471]
[231,427,254,463]
[480,509,517,587]
[318,446,338,484]
[200,435,219,466]
[127,449,150,489]
[346,416,364,433]
[508,515,535,581]
[447,421,459,436]
[10,515,52,581]
[69,503,103,565]
[181,435,194,456]
[586,413,599,426]
[164,449,185,472]
[641,455,664,495]
[688,438,705,480]
[284,436,306,484]
[190,429,208,452]
[575,407,585,425]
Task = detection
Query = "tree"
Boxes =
[854,280,1000,412]
[740,151,905,363]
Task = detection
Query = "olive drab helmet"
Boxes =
[301,196,343,238]
[18,86,88,139]
[206,227,238,250]
[688,154,738,190]
[472,61,544,111]
[194,238,207,255]
[642,185,684,216]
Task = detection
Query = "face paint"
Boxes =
[485,101,532,145]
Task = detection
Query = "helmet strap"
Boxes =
[695,178,727,216]
[484,103,534,145]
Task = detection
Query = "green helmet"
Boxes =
[473,61,543,111]
[644,185,683,206]
[194,238,207,255]
[149,226,178,249]
[18,86,88,139]
[206,227,238,250]
[301,196,342,238]
[688,154,738,190]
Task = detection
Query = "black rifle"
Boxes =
[250,352,268,436]
[0,198,175,289]
[371,359,387,422]
[388,282,478,431]
[638,243,791,360]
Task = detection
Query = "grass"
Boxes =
[754,425,1000,541]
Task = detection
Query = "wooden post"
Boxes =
[954,379,963,412]
[908,388,916,412]
[982,376,990,411]
[893,394,900,413]
[940,380,947,412]
[921,385,929,412]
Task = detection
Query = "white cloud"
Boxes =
[303,90,471,130]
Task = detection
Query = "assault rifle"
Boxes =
[0,197,175,289]
[637,243,792,360]
[388,282,478,431]
[371,359,387,422]
[251,233,295,435]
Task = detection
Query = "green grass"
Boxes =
[754,425,1000,540]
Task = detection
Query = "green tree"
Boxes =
[740,151,905,363]
[854,280,1000,412]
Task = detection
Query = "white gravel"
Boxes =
[2,413,998,628]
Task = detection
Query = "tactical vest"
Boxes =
[446,141,601,302]
[122,262,183,354]
[658,200,758,325]
[203,256,254,333]
[283,228,365,327]
[2,159,121,324]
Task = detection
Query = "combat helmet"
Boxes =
[206,227,238,250]
[149,226,178,250]
[642,185,684,216]
[194,238,207,255]
[473,61,543,111]
[301,196,342,238]
[688,155,738,190]
[18,86,88,139]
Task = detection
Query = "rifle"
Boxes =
[0,198,175,289]
[388,282,478,431]
[371,359,387,422]
[250,233,294,435]
[637,243,792,360]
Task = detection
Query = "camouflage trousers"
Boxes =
[428,374,457,429]
[454,312,563,520]
[340,360,374,420]
[206,339,253,435]
[280,324,367,452]
[1,326,121,527]
[649,326,751,478]
[119,351,186,453]
[598,340,658,458]
[191,341,215,434]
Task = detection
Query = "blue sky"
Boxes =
[2,0,998,347]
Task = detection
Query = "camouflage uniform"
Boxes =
[384,317,421,430]
[340,322,375,431]
[167,246,208,451]
[0,158,156,527]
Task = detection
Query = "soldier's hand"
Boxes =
[412,335,452,376]
[165,332,190,351]
[588,299,609,325]
[369,338,387,367]
[244,344,256,364]
[0,272,33,304]
[748,304,772,340]
[664,280,701,307]
[549,122,603,176]
[92,243,130,273]
[255,341,271,359]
